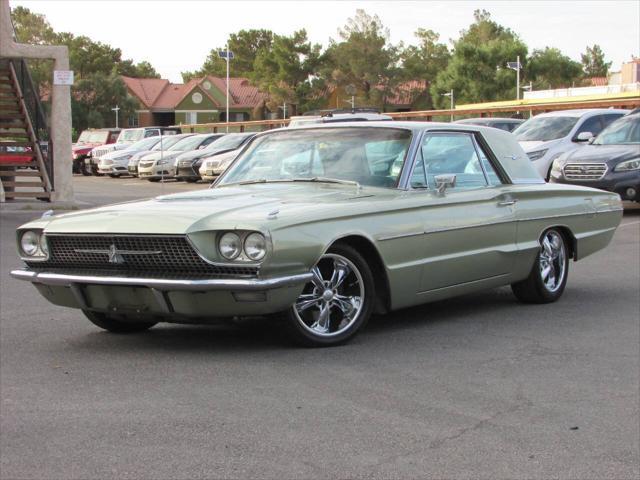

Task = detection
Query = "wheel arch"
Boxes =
[328,235,391,315]
[540,224,577,261]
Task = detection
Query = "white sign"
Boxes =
[53,70,74,85]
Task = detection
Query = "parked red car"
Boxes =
[72,128,120,174]
[0,142,33,166]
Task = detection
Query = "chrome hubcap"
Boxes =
[293,253,364,337]
[539,230,566,293]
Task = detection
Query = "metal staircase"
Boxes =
[0,58,53,201]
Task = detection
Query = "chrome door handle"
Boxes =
[498,200,517,207]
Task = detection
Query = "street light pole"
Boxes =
[516,55,520,100]
[441,90,454,121]
[111,105,120,128]
[225,44,230,132]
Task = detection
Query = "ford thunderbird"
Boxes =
[11,123,623,346]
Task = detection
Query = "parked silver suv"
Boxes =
[513,109,628,179]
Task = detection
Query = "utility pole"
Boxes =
[218,47,234,132]
[441,90,454,121]
[111,105,120,128]
[507,56,522,100]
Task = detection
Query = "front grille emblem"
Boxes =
[108,244,125,264]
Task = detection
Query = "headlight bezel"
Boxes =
[216,230,269,263]
[17,229,49,261]
[614,158,640,172]
[526,149,549,162]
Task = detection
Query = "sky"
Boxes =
[11,0,640,83]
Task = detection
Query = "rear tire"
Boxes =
[511,228,569,303]
[283,243,375,347]
[82,310,157,333]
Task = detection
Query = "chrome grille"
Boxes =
[139,161,154,168]
[563,163,607,180]
[28,235,258,277]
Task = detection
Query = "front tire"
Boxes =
[511,228,569,303]
[284,244,375,347]
[82,310,157,333]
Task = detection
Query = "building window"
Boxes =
[185,112,197,124]
[128,114,139,127]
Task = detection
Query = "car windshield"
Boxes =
[88,131,110,143]
[76,131,92,143]
[206,134,253,152]
[168,135,209,151]
[151,135,189,151]
[219,127,412,188]
[514,116,579,141]
[117,129,144,143]
[593,115,640,145]
[124,137,161,151]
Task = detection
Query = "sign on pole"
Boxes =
[53,70,74,85]
[217,51,235,59]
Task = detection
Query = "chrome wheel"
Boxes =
[539,230,567,293]
[293,253,365,337]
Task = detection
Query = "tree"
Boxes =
[182,29,274,81]
[57,33,123,79]
[72,72,137,131]
[528,47,582,89]
[322,9,400,109]
[400,29,450,108]
[581,44,611,77]
[253,30,322,113]
[118,60,161,78]
[430,10,528,108]
[10,6,57,44]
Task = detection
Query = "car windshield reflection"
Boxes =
[219,127,412,188]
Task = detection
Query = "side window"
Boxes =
[600,114,624,131]
[475,144,502,186]
[418,133,489,190]
[145,130,159,138]
[576,116,603,136]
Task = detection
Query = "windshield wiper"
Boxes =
[290,177,360,186]
[221,177,360,187]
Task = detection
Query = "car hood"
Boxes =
[72,144,97,154]
[39,183,402,235]
[560,144,640,165]
[519,139,562,152]
[176,150,207,162]
[102,149,135,160]
[140,151,185,162]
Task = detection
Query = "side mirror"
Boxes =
[574,131,593,142]
[434,174,456,195]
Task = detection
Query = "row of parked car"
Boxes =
[70,107,639,202]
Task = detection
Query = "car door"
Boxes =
[410,131,518,292]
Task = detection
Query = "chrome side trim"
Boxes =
[10,269,312,292]
[377,231,425,241]
[378,209,620,241]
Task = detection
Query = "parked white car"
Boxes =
[96,136,163,177]
[127,134,193,177]
[195,133,257,181]
[137,134,218,181]
[513,109,628,179]
[199,149,240,182]
[89,126,181,166]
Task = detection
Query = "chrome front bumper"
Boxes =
[10,269,312,291]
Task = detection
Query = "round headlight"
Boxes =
[39,235,49,255]
[244,233,266,261]
[219,232,242,260]
[20,231,40,256]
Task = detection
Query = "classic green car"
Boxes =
[11,123,623,346]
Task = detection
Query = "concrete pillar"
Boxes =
[0,0,73,203]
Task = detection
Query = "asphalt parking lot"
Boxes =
[1,175,639,479]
